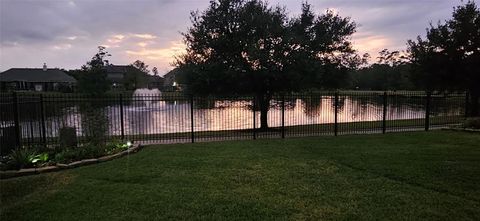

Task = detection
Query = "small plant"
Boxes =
[54,151,66,164]
[31,153,49,166]
[7,148,37,169]
[104,140,132,154]
[464,118,480,129]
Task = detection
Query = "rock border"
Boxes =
[0,144,142,180]
[441,127,480,133]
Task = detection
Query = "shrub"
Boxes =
[80,105,108,146]
[54,144,105,164]
[104,140,132,154]
[52,141,132,164]
[7,148,37,169]
[464,118,480,129]
[59,127,78,149]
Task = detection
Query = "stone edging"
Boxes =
[0,144,142,180]
[441,128,480,133]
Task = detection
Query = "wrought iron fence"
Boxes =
[0,91,467,153]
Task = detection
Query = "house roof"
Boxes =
[105,65,129,74]
[0,68,76,83]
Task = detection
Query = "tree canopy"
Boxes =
[176,0,360,128]
[76,46,111,95]
[408,0,480,116]
[123,60,150,90]
[349,49,413,91]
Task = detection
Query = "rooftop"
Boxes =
[0,68,76,83]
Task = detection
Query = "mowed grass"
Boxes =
[1,131,480,220]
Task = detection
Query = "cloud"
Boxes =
[106,34,126,44]
[52,43,72,50]
[0,0,463,73]
[126,41,185,60]
[132,34,157,39]
[137,42,148,47]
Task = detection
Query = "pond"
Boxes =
[3,92,464,141]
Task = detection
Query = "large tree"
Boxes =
[77,46,111,95]
[177,0,359,129]
[76,46,111,145]
[408,1,480,116]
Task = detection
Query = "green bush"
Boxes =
[7,148,36,169]
[31,153,49,165]
[52,141,132,164]
[80,106,108,146]
[59,127,78,149]
[104,140,131,154]
[54,144,105,164]
[464,118,480,129]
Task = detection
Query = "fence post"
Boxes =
[253,96,256,140]
[12,92,21,148]
[425,91,431,131]
[382,91,387,134]
[281,94,285,139]
[334,91,338,136]
[190,94,194,143]
[39,94,47,146]
[465,91,470,119]
[119,94,125,140]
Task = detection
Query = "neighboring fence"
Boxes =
[0,91,467,150]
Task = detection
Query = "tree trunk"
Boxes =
[470,91,479,117]
[257,93,271,130]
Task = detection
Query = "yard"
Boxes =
[1,131,480,220]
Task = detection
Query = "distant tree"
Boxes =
[124,60,150,90]
[177,0,359,129]
[350,49,413,90]
[152,67,159,76]
[132,60,149,73]
[408,1,480,116]
[77,46,111,95]
[377,49,408,66]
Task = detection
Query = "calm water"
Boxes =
[10,95,464,138]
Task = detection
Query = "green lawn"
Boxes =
[1,131,480,220]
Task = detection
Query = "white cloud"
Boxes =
[132,33,157,39]
[52,44,72,50]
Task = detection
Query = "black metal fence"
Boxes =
[0,91,467,152]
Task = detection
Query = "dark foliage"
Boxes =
[408,1,480,116]
[176,0,360,128]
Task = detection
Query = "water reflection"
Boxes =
[2,95,464,139]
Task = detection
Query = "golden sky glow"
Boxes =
[0,0,460,74]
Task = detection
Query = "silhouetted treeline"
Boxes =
[348,63,415,91]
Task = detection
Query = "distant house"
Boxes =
[105,65,129,88]
[148,75,164,89]
[105,64,164,90]
[163,68,184,91]
[0,64,76,92]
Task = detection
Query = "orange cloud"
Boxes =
[125,40,184,60]
[352,33,391,57]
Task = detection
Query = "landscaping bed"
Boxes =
[0,140,141,179]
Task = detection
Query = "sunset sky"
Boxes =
[0,0,461,75]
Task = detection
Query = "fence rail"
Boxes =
[0,91,467,154]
